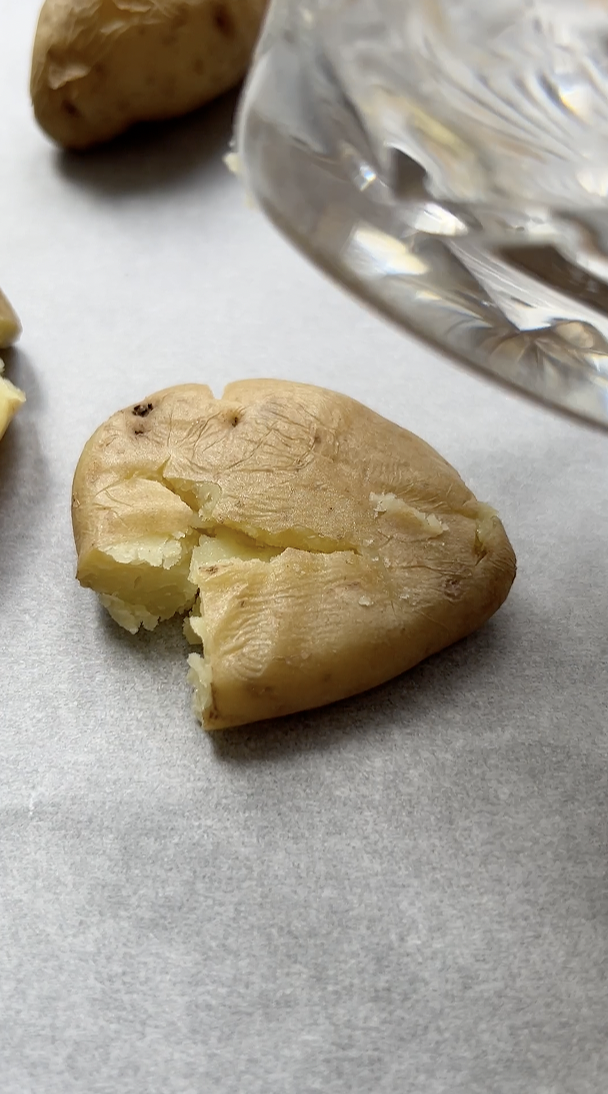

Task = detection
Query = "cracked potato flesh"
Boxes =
[72,380,516,730]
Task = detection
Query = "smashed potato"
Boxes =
[31,0,268,149]
[0,288,21,349]
[0,293,24,441]
[72,380,516,730]
[0,369,26,443]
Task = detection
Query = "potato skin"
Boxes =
[73,380,517,730]
[31,0,268,149]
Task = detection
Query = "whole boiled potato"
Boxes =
[72,380,516,730]
[31,0,268,149]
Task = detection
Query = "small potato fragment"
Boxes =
[31,0,269,150]
[0,369,26,442]
[0,288,22,349]
[72,380,516,730]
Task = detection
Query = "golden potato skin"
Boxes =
[31,0,268,149]
[73,380,516,730]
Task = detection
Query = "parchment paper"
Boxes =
[2,4,607,1091]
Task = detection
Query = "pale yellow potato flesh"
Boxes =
[0,371,26,443]
[72,380,516,730]
[0,289,21,350]
[31,0,268,149]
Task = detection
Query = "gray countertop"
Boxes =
[2,3,607,1091]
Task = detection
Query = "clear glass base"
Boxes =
[237,0,608,428]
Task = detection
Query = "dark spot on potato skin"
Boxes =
[61,100,80,117]
[239,599,246,608]
[231,415,240,427]
[132,403,153,417]
[206,566,218,575]
[212,2,235,37]
[133,427,146,436]
[444,577,463,601]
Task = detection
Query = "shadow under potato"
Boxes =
[97,604,189,667]
[1,348,44,414]
[54,88,241,199]
[211,613,519,762]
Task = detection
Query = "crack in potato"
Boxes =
[72,380,516,730]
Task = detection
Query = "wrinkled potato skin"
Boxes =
[73,380,516,730]
[31,0,268,149]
